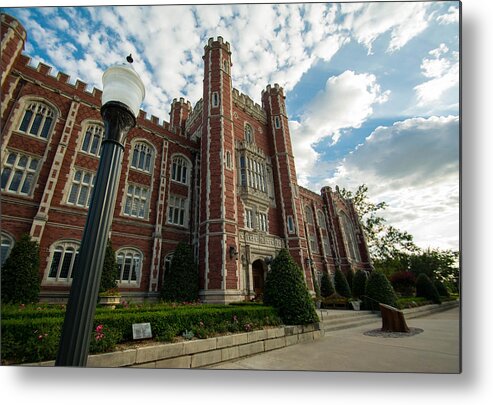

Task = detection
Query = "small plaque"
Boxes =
[132,323,152,340]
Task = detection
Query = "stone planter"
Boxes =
[99,295,121,309]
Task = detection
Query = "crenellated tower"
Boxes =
[262,84,313,290]
[169,97,191,136]
[198,37,240,303]
[1,13,26,89]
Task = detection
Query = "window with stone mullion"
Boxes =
[1,152,39,196]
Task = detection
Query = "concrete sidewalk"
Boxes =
[209,306,460,373]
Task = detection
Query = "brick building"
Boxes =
[1,13,372,303]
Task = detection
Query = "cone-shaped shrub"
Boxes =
[416,273,441,304]
[346,270,354,295]
[434,280,450,297]
[263,249,319,325]
[334,269,352,298]
[99,239,118,293]
[161,242,199,302]
[320,271,335,298]
[365,271,397,309]
[352,270,368,299]
[1,234,40,304]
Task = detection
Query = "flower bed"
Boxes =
[1,303,281,365]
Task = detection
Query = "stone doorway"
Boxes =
[252,259,266,298]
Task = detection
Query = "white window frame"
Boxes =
[123,184,149,219]
[244,123,254,144]
[317,210,326,229]
[274,116,281,129]
[116,248,142,286]
[1,232,14,266]
[131,142,154,173]
[171,155,190,185]
[212,92,220,107]
[257,212,268,232]
[163,252,174,281]
[225,150,232,170]
[1,151,40,196]
[287,215,295,234]
[66,169,96,208]
[167,194,188,227]
[80,123,104,156]
[17,101,55,140]
[46,241,80,283]
[245,208,254,229]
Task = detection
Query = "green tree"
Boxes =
[339,185,419,261]
[352,269,368,299]
[416,273,441,304]
[334,268,352,298]
[263,249,319,325]
[160,242,199,302]
[320,271,335,298]
[99,239,118,293]
[409,248,459,284]
[365,271,398,309]
[1,234,40,304]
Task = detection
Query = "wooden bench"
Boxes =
[379,303,410,332]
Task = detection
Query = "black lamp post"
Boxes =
[56,60,145,367]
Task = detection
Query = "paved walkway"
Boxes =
[210,306,460,373]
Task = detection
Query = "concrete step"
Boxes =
[322,314,381,332]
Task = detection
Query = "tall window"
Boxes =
[274,116,281,129]
[305,206,314,224]
[340,213,361,261]
[47,241,80,281]
[323,236,330,255]
[171,156,189,184]
[117,248,142,284]
[317,210,326,229]
[163,252,174,279]
[245,208,253,229]
[18,101,55,139]
[243,157,266,192]
[244,123,253,144]
[67,169,95,208]
[131,142,153,173]
[81,124,104,156]
[1,233,14,265]
[1,151,39,196]
[123,184,149,219]
[168,195,187,226]
[212,92,220,107]
[287,215,295,234]
[257,212,268,232]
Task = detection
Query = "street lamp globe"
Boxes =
[102,62,145,118]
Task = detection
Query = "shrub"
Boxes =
[320,271,335,298]
[160,242,199,302]
[365,271,398,309]
[416,274,441,304]
[433,280,450,297]
[389,271,416,296]
[334,269,352,298]
[1,304,281,364]
[1,234,40,304]
[345,270,354,294]
[352,270,368,299]
[263,249,319,325]
[99,239,118,293]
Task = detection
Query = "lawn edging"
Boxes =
[25,322,324,368]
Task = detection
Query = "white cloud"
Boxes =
[326,115,459,250]
[414,44,459,109]
[437,6,460,25]
[341,2,431,53]
[290,70,389,186]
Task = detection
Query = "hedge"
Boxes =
[1,305,281,364]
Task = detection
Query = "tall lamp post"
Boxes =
[56,59,145,367]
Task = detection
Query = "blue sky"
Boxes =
[1,1,460,251]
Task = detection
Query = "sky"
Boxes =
[1,0,460,252]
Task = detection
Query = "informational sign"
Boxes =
[132,323,152,340]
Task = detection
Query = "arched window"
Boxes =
[1,151,40,196]
[340,213,361,262]
[1,232,14,265]
[81,124,104,156]
[116,248,142,285]
[171,156,190,185]
[131,142,153,173]
[244,123,253,144]
[47,241,80,281]
[163,252,174,280]
[317,210,326,229]
[305,206,314,224]
[18,101,55,139]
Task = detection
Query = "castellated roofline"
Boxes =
[232,88,266,119]
[171,97,192,109]
[17,54,180,131]
[261,83,285,97]
[204,36,231,52]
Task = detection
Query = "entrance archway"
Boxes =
[252,259,266,298]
